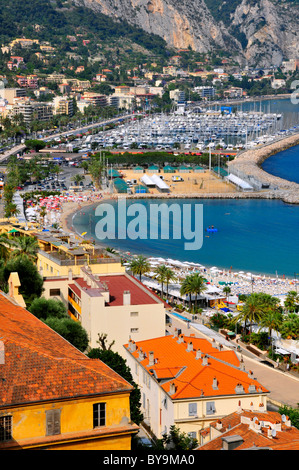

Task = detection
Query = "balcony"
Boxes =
[38,248,121,267]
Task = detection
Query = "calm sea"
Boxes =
[72,98,299,277]
[72,198,299,277]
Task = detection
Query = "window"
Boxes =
[50,288,60,297]
[189,403,197,416]
[206,401,216,415]
[188,431,197,440]
[130,312,138,317]
[135,363,139,376]
[93,403,106,428]
[130,328,139,333]
[46,409,61,436]
[0,416,12,442]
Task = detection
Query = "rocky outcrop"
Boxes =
[75,0,299,66]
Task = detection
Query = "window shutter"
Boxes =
[46,411,54,436]
[189,403,197,416]
[53,410,61,435]
[46,410,61,436]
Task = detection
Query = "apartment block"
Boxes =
[124,333,269,441]
[43,267,167,355]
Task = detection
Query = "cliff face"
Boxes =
[75,0,299,66]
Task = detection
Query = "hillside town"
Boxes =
[1,5,299,455]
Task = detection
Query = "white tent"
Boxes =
[226,173,253,191]
[150,174,170,192]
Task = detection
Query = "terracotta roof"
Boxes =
[197,409,299,450]
[0,291,133,408]
[125,335,269,400]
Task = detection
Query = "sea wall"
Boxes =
[227,133,299,204]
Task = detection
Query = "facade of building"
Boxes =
[11,99,53,123]
[0,290,138,450]
[124,333,269,441]
[43,267,166,355]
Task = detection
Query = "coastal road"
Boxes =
[166,314,299,409]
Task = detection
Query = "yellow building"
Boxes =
[0,290,138,450]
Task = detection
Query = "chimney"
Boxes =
[173,328,178,338]
[248,384,256,393]
[169,382,176,395]
[202,355,208,366]
[131,341,137,352]
[212,376,218,390]
[148,351,154,366]
[138,348,144,361]
[222,435,244,451]
[195,349,201,360]
[123,290,131,305]
[68,269,73,281]
[250,402,254,412]
[177,334,184,344]
[215,420,222,431]
[258,402,265,413]
[235,383,245,394]
[187,341,193,352]
[237,400,242,413]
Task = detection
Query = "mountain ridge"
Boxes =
[75,0,299,66]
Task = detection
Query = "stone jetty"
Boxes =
[227,133,299,204]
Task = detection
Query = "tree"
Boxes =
[189,273,207,311]
[180,275,194,310]
[284,291,299,313]
[259,310,283,352]
[11,236,39,262]
[43,317,89,352]
[235,292,267,334]
[87,348,143,425]
[0,256,43,306]
[29,297,67,320]
[164,267,176,301]
[129,255,150,282]
[155,264,167,297]
[156,425,198,450]
[223,286,231,302]
[0,234,13,262]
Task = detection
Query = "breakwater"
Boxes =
[227,133,299,204]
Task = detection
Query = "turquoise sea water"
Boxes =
[72,98,299,277]
[72,198,299,277]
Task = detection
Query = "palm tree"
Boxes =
[235,292,265,335]
[259,309,283,352]
[180,275,194,310]
[189,273,207,311]
[129,255,150,282]
[223,286,231,303]
[11,236,39,263]
[155,264,167,297]
[0,234,13,262]
[284,290,299,313]
[164,267,176,301]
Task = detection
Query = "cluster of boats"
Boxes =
[80,110,286,151]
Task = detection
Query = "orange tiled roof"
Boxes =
[0,291,133,408]
[125,335,269,400]
[197,409,299,450]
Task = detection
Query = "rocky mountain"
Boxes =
[75,0,299,66]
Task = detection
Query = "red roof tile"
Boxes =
[0,292,133,407]
[125,335,269,400]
